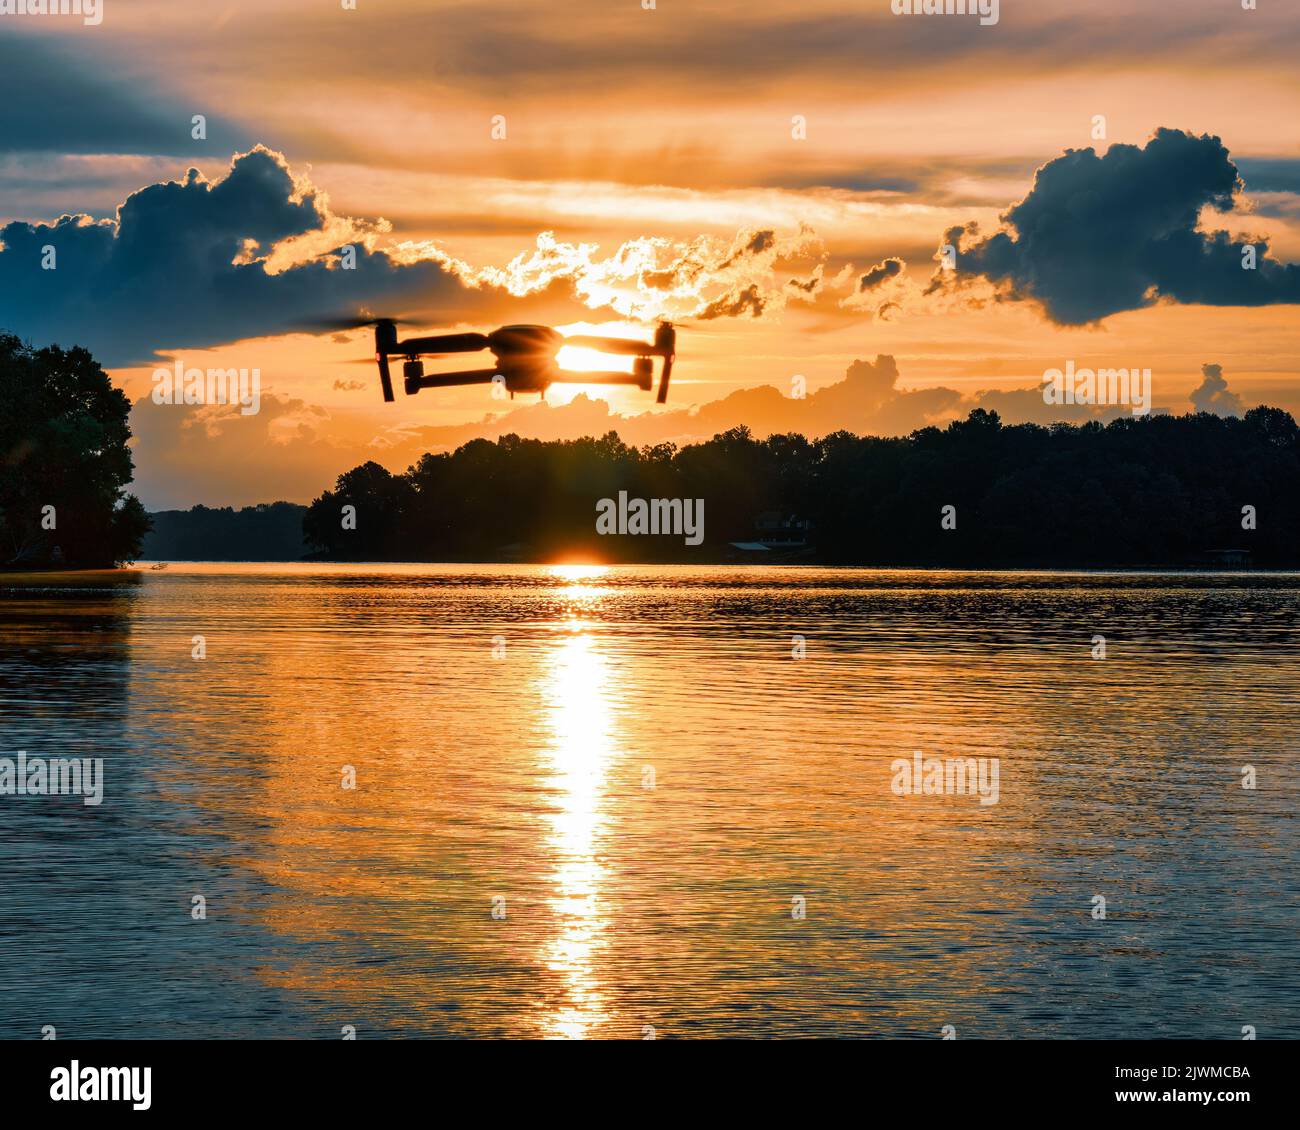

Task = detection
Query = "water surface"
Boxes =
[1,564,1296,1038]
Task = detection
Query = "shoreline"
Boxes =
[4,561,1294,578]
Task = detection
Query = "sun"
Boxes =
[548,563,610,582]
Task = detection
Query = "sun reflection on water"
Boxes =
[540,600,617,1038]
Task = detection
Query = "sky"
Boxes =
[3,0,1300,509]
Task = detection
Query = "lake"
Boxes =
[1,564,1296,1039]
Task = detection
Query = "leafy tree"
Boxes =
[0,333,149,567]
[302,460,414,560]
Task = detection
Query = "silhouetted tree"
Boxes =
[302,460,414,560]
[0,333,149,568]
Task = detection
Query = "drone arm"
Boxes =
[405,367,502,393]
[654,322,675,403]
[376,351,395,402]
[656,353,674,404]
[552,369,655,392]
[374,320,399,402]
[397,332,490,355]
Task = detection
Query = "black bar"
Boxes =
[2,1039,1289,1117]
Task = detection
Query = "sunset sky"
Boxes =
[3,0,1300,508]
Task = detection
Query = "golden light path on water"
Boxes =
[540,563,615,1039]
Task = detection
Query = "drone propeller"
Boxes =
[302,308,469,334]
[342,329,488,363]
[660,318,728,334]
[300,314,415,333]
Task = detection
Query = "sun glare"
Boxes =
[548,563,610,583]
[554,344,634,374]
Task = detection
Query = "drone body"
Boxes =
[368,320,676,403]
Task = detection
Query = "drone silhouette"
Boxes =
[335,319,677,404]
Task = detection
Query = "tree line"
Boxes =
[302,407,1300,566]
[143,502,310,561]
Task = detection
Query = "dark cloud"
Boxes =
[938,129,1300,324]
[718,229,776,268]
[0,36,245,156]
[762,171,918,194]
[698,284,765,320]
[859,257,904,291]
[1190,363,1245,417]
[0,148,510,366]
[1235,158,1300,195]
[786,266,823,296]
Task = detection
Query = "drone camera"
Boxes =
[402,358,425,394]
[633,356,653,390]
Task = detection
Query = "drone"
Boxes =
[349,319,676,404]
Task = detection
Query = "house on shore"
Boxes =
[730,512,815,558]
